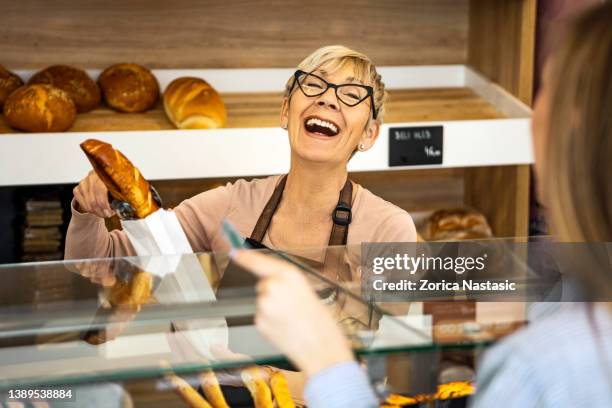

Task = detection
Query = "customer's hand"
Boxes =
[233,250,354,377]
[73,170,113,218]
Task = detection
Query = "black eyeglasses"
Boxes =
[289,70,378,120]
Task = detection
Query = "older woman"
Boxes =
[232,4,612,408]
[65,45,416,261]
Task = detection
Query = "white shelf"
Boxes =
[0,66,533,186]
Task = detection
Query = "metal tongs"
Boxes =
[108,185,163,220]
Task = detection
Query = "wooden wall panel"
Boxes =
[468,0,536,104]
[466,0,535,237]
[1,0,468,69]
[465,165,530,237]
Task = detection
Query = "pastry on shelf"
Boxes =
[80,138,161,219]
[421,208,493,241]
[163,77,227,129]
[28,65,100,112]
[3,84,76,132]
[0,65,23,108]
[98,63,159,113]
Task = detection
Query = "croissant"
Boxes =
[80,138,160,218]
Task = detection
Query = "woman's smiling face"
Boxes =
[280,63,380,166]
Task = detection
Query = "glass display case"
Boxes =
[0,242,537,407]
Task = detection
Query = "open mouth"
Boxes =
[303,116,340,137]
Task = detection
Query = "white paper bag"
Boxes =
[117,209,228,360]
[121,209,193,257]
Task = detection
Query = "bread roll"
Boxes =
[270,372,295,408]
[241,367,273,408]
[199,370,229,408]
[80,138,160,218]
[3,84,76,132]
[0,65,23,108]
[98,63,159,112]
[28,65,100,113]
[423,208,492,241]
[163,77,226,129]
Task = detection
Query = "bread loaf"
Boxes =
[423,209,493,241]
[0,65,23,108]
[28,65,100,112]
[3,84,76,132]
[98,63,159,113]
[163,77,226,129]
[80,138,160,218]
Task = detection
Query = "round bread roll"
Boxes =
[163,77,226,129]
[98,63,159,113]
[423,208,493,241]
[28,65,100,113]
[3,84,76,132]
[0,65,24,109]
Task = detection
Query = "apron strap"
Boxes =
[249,175,288,243]
[250,175,354,246]
[328,177,353,246]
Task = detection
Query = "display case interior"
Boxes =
[0,243,530,407]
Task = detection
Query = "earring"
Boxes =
[281,124,288,130]
[359,143,366,151]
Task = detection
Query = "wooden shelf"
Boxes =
[0,66,532,187]
[0,88,503,134]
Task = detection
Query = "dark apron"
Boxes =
[216,175,354,407]
[216,174,354,300]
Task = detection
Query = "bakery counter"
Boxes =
[0,242,531,406]
[0,66,533,186]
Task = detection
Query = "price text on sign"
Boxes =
[389,126,443,166]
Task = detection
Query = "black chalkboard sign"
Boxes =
[389,126,443,166]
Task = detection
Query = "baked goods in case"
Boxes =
[270,372,295,408]
[28,65,100,113]
[199,370,230,408]
[241,367,274,408]
[107,270,153,308]
[98,63,159,112]
[167,373,213,408]
[0,65,23,108]
[80,138,160,218]
[163,77,227,129]
[422,208,492,241]
[3,84,76,132]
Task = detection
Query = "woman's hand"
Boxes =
[73,170,114,218]
[232,250,354,377]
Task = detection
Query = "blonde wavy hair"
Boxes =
[283,45,387,123]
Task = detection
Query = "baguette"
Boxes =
[80,138,160,218]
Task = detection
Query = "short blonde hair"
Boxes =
[283,45,387,123]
